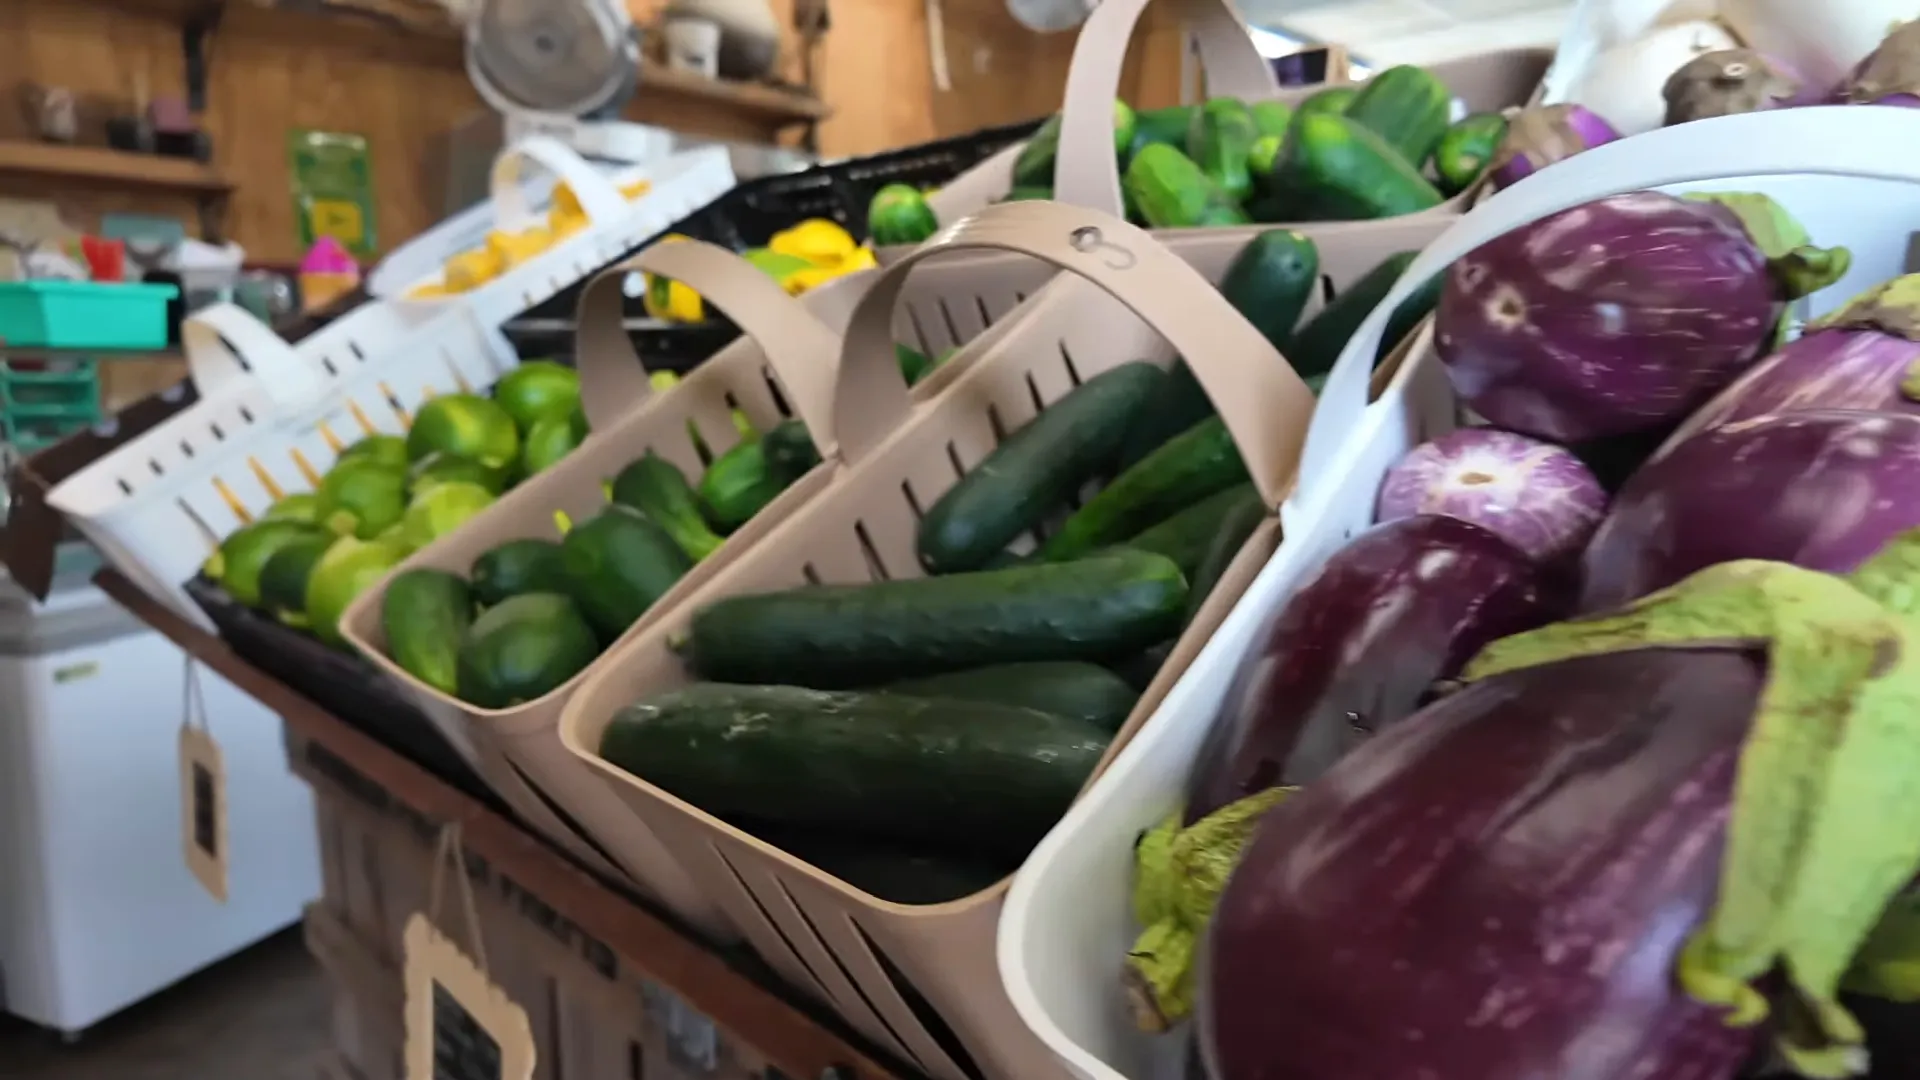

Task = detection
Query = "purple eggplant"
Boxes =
[1488,104,1620,190]
[1376,428,1608,562]
[1668,274,1920,445]
[1183,514,1555,823]
[1843,19,1920,106]
[1581,409,1920,612]
[1434,191,1844,443]
[1663,48,1809,125]
[1200,647,1765,1080]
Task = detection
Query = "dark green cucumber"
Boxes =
[1296,86,1358,117]
[382,569,474,696]
[1115,360,1216,470]
[612,451,724,562]
[1121,481,1262,578]
[1124,144,1250,230]
[687,549,1188,688]
[745,827,1018,904]
[885,661,1140,733]
[761,418,822,484]
[1109,639,1176,693]
[1343,64,1454,168]
[1131,105,1197,155]
[597,683,1110,857]
[457,592,601,708]
[1219,229,1320,354]
[1012,102,1135,189]
[1184,97,1259,203]
[917,361,1167,573]
[896,343,936,385]
[1280,112,1445,221]
[698,437,783,533]
[560,505,694,641]
[1181,491,1268,626]
[1286,250,1443,378]
[1433,112,1508,195]
[470,538,569,607]
[1000,186,1055,203]
[1044,416,1248,561]
[1249,100,1293,139]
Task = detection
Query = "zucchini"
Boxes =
[1343,64,1454,168]
[1184,98,1259,203]
[1219,229,1320,355]
[1280,112,1444,221]
[1043,416,1248,561]
[917,361,1166,574]
[1124,144,1251,230]
[1286,250,1444,379]
[885,661,1140,733]
[1433,113,1508,196]
[1181,491,1268,626]
[612,451,724,562]
[1122,482,1262,579]
[1296,86,1358,117]
[686,550,1189,688]
[598,683,1110,857]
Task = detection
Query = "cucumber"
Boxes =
[1121,482,1262,578]
[1000,185,1055,203]
[1280,112,1444,221]
[470,538,569,607]
[1343,65,1454,168]
[560,505,694,642]
[1296,86,1358,117]
[896,343,935,385]
[1131,105,1197,155]
[686,550,1189,688]
[258,533,335,628]
[761,418,822,484]
[1043,416,1248,561]
[1433,113,1508,196]
[1219,229,1320,355]
[1249,100,1293,139]
[746,827,1018,904]
[885,661,1141,733]
[1124,144,1251,230]
[1181,491,1268,626]
[917,361,1166,574]
[457,592,601,709]
[1286,250,1443,379]
[1184,97,1259,203]
[698,437,783,533]
[1115,360,1216,470]
[1012,102,1135,189]
[597,683,1110,857]
[382,569,474,696]
[613,451,725,562]
[1109,640,1176,693]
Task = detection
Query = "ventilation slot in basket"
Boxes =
[852,521,889,581]
[761,368,793,418]
[849,921,985,1080]
[983,404,1008,446]
[801,562,823,585]
[942,442,966,482]
[973,295,993,333]
[505,760,627,874]
[546,978,566,1079]
[904,306,933,358]
[898,481,925,521]
[1319,275,1337,305]
[1056,343,1082,386]
[629,1041,645,1080]
[935,298,964,347]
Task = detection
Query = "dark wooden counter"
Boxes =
[95,568,901,1080]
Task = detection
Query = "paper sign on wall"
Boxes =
[179,660,228,903]
[404,826,534,1080]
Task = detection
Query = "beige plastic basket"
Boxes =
[555,199,1447,1080]
[340,238,870,936]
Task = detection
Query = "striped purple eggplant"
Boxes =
[1488,104,1620,190]
[1200,648,1765,1080]
[1434,192,1788,443]
[1663,49,1811,124]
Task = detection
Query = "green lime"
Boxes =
[205,519,329,607]
[399,481,496,551]
[303,535,410,647]
[263,492,322,524]
[407,393,520,469]
[492,361,582,434]
[316,459,409,539]
[409,452,509,496]
[521,406,588,477]
[336,434,409,471]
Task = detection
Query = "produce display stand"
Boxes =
[996,104,1920,1080]
[94,567,912,1080]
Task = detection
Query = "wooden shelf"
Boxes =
[641,65,831,124]
[0,141,235,195]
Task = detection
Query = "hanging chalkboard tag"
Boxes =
[178,659,228,903]
[404,823,535,1080]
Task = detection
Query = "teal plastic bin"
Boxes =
[0,281,178,351]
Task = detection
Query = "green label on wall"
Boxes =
[288,130,377,259]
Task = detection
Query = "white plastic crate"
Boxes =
[48,299,514,629]
[996,105,1920,1080]
[385,137,735,328]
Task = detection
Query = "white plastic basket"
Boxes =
[48,300,515,628]
[996,104,1920,1080]
[386,137,735,327]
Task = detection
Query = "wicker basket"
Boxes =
[553,200,1447,1080]
[340,239,867,936]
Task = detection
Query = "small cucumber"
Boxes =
[1280,112,1444,221]
[1122,482,1263,579]
[1043,416,1248,561]
[382,569,474,696]
[1182,491,1268,626]
[885,661,1141,733]
[560,505,694,641]
[613,451,724,562]
[698,437,783,533]
[1124,144,1251,230]
[457,592,600,709]
[1343,64,1454,169]
[1131,105,1198,155]
[1109,639,1176,693]
[1249,100,1294,139]
[761,419,822,485]
[917,361,1167,574]
[1433,113,1509,196]
[1185,97,1259,203]
[1115,360,1216,470]
[1219,229,1320,356]
[687,550,1189,688]
[470,538,570,607]
[1286,250,1444,379]
[598,683,1110,858]
[1296,86,1358,117]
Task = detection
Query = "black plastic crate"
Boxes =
[509,118,1045,370]
[184,576,502,810]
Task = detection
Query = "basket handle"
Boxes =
[574,239,843,444]
[492,135,628,231]
[1295,105,1920,519]
[1052,0,1277,217]
[834,200,1313,506]
[179,302,319,407]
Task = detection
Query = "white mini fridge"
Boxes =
[0,549,320,1037]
